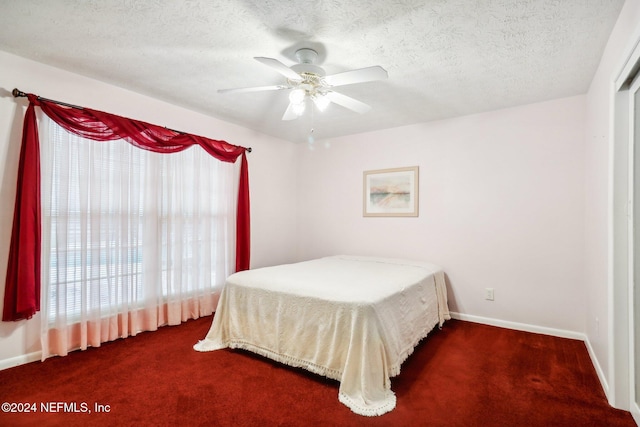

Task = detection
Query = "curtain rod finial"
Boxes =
[12,88,26,98]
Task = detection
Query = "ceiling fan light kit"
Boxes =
[219,47,388,123]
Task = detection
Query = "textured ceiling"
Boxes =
[0,0,625,143]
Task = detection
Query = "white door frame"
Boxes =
[613,33,640,423]
[628,70,640,422]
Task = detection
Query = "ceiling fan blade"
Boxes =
[254,57,302,81]
[323,66,388,87]
[281,102,299,121]
[325,91,371,114]
[218,84,289,94]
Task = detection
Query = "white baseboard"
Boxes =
[632,402,640,426]
[449,312,615,403]
[0,351,42,371]
[584,334,610,400]
[449,312,585,340]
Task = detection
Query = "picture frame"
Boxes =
[363,166,419,217]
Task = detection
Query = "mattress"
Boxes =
[194,255,450,416]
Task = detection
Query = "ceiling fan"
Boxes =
[219,48,388,120]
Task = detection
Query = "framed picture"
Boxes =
[363,166,419,217]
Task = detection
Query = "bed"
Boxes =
[193,255,450,416]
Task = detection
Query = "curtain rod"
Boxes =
[12,88,252,153]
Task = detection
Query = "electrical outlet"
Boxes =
[485,288,494,301]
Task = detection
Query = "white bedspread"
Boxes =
[194,255,450,416]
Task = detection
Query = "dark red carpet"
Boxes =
[0,317,634,426]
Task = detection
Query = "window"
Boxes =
[40,115,234,335]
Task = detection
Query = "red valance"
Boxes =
[3,94,251,321]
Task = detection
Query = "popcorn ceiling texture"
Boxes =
[0,0,625,142]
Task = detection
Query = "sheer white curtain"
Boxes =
[39,115,236,359]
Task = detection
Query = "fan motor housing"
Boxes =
[291,63,325,77]
[291,48,325,77]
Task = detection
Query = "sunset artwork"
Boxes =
[369,176,410,208]
[363,166,418,217]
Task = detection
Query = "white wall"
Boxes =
[0,50,299,367]
[584,0,640,409]
[296,96,586,333]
